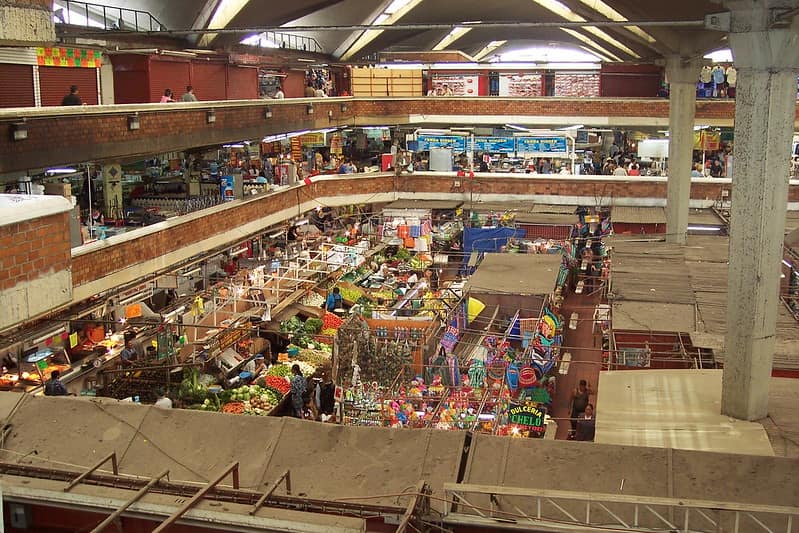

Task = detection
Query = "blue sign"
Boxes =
[416,135,467,152]
[516,136,568,154]
[474,137,516,154]
[220,175,235,202]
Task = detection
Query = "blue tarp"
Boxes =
[463,227,526,262]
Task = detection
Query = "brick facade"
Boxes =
[68,175,784,290]
[0,212,70,291]
[0,97,776,174]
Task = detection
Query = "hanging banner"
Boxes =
[498,74,543,97]
[507,403,546,436]
[36,47,102,68]
[330,133,343,155]
[516,136,568,155]
[290,137,303,162]
[473,137,515,154]
[416,135,467,152]
[694,130,721,151]
[431,74,479,96]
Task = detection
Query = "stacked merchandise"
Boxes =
[554,73,600,97]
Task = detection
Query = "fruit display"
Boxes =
[322,312,344,330]
[264,375,290,395]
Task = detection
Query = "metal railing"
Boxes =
[443,483,799,533]
[246,31,324,54]
[53,0,166,32]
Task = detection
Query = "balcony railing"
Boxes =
[53,0,166,32]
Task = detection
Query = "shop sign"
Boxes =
[36,47,102,68]
[416,135,467,152]
[211,326,250,357]
[508,403,546,435]
[473,137,515,154]
[330,133,343,155]
[125,303,142,319]
[516,137,568,155]
[431,74,479,96]
[299,132,326,147]
[220,176,235,202]
[290,137,303,162]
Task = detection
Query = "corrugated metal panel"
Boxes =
[190,61,226,101]
[148,58,190,102]
[0,47,37,65]
[39,66,98,106]
[226,66,258,100]
[0,64,34,108]
[612,206,667,224]
[520,224,572,240]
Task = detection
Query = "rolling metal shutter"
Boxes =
[0,64,35,108]
[226,66,258,100]
[148,58,191,102]
[39,66,98,106]
[190,61,227,101]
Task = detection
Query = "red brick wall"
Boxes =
[0,98,758,174]
[69,174,794,290]
[71,177,390,286]
[0,212,70,291]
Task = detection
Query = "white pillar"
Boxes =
[722,2,799,420]
[665,57,700,245]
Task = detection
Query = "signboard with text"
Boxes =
[516,136,568,155]
[473,137,515,154]
[507,403,546,436]
[416,135,467,152]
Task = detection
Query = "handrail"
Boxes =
[54,0,166,32]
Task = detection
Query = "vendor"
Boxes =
[243,354,266,378]
[44,370,68,396]
[325,287,343,312]
[119,339,138,365]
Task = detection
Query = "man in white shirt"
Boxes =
[154,389,172,409]
[274,85,285,99]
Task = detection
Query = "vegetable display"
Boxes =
[266,365,292,378]
[222,401,245,414]
[322,312,344,330]
[264,375,291,395]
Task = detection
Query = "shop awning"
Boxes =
[468,254,561,295]
[611,206,667,224]
[612,301,696,333]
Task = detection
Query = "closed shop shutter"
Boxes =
[190,62,226,101]
[226,66,258,100]
[0,64,34,108]
[521,224,572,240]
[148,59,191,102]
[39,66,98,106]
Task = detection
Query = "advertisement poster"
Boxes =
[474,137,515,154]
[498,74,543,97]
[416,135,467,152]
[220,176,235,202]
[431,74,479,96]
[516,137,568,155]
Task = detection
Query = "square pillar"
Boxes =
[665,57,701,245]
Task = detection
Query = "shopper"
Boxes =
[325,287,343,311]
[44,370,68,396]
[575,403,596,441]
[710,159,724,178]
[569,379,592,436]
[180,85,198,102]
[160,89,175,103]
[154,389,173,409]
[628,164,641,176]
[315,371,336,422]
[273,85,285,99]
[290,364,306,418]
[304,82,316,98]
[440,83,454,96]
[613,164,628,176]
[61,85,82,106]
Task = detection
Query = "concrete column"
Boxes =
[665,56,701,245]
[0,0,54,44]
[722,1,799,420]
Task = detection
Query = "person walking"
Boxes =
[160,89,175,103]
[569,379,593,438]
[325,287,343,312]
[290,364,307,418]
[181,85,198,102]
[61,85,82,106]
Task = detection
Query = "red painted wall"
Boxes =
[601,64,663,98]
[282,70,307,98]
